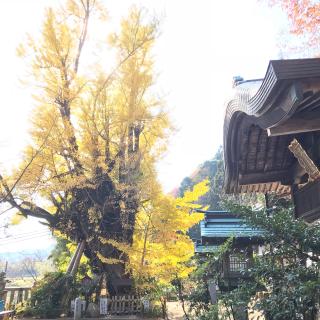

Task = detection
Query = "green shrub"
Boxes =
[196,304,219,320]
[20,272,79,318]
[141,303,163,318]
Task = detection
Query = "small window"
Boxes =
[229,254,247,272]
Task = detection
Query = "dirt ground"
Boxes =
[109,302,186,319]
[19,302,185,320]
[165,301,185,320]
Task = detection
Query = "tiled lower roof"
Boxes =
[194,244,219,253]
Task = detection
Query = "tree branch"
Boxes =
[0,178,57,225]
[74,0,90,74]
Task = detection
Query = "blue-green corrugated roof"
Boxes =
[199,211,263,238]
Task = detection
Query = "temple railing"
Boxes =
[3,287,32,308]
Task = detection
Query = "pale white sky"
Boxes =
[0,0,285,255]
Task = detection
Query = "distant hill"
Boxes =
[0,247,53,263]
[177,147,225,240]
[178,147,224,209]
[0,247,55,279]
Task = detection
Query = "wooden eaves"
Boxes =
[223,58,320,221]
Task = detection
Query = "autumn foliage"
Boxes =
[0,0,211,296]
[0,0,174,292]
[129,180,209,288]
[267,0,320,49]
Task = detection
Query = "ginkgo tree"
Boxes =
[129,180,209,287]
[0,0,171,294]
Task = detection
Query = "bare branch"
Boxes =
[0,119,56,203]
[93,36,155,109]
[1,191,57,225]
[74,0,90,73]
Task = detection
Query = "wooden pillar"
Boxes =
[23,289,30,302]
[8,290,15,308]
[17,288,23,304]
[264,193,272,216]
[290,184,298,219]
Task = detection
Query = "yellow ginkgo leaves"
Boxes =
[128,180,209,287]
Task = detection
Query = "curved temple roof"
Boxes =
[224,58,320,194]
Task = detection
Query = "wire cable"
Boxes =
[0,232,52,246]
[0,230,51,240]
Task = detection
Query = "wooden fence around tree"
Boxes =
[108,295,142,315]
[4,287,143,316]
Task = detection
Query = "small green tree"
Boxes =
[224,202,320,320]
[188,202,320,320]
[188,238,234,320]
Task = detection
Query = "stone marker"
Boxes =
[208,281,217,304]
[100,297,108,315]
[74,297,82,320]
[142,299,150,312]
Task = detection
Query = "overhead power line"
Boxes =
[0,229,51,240]
[0,232,52,246]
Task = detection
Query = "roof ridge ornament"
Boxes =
[232,76,244,88]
